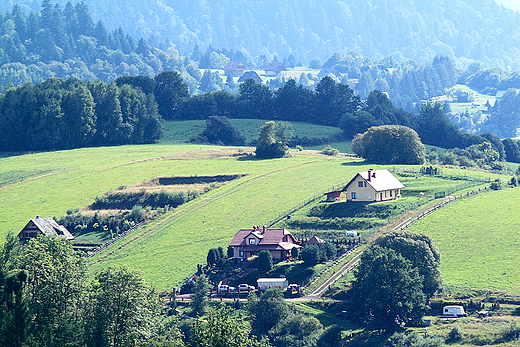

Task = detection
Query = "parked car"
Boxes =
[218,285,236,293]
[238,284,255,291]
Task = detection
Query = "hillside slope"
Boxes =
[0,144,371,289]
[6,0,520,68]
[408,188,520,294]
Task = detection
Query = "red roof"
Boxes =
[229,227,300,251]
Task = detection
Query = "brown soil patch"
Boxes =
[160,147,255,160]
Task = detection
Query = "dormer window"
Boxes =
[249,238,256,245]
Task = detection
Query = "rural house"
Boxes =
[18,216,74,243]
[325,169,405,203]
[264,62,287,76]
[343,169,404,202]
[229,225,301,261]
[224,61,248,76]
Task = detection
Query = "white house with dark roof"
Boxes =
[229,225,301,261]
[18,216,74,243]
[342,169,405,202]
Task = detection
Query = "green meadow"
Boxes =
[407,187,520,294]
[160,119,345,146]
[0,143,372,289]
[1,133,516,292]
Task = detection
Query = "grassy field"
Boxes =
[407,187,520,294]
[1,137,517,293]
[160,119,346,149]
[0,144,369,289]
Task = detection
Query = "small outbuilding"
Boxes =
[18,216,74,243]
[257,278,289,291]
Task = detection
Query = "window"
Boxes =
[351,192,357,199]
[249,238,256,245]
[239,251,244,257]
[364,181,367,187]
[358,181,364,187]
[390,190,393,197]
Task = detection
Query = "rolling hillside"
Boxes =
[2,140,517,292]
[408,187,520,294]
[0,144,373,289]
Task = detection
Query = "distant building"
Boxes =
[229,225,300,261]
[238,71,263,84]
[18,216,74,243]
[306,235,325,245]
[264,62,287,76]
[224,62,248,76]
[317,68,342,79]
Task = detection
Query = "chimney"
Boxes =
[36,215,40,219]
[368,169,373,181]
[372,172,376,179]
[263,225,267,234]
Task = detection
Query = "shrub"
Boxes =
[490,179,504,190]
[320,145,339,156]
[446,325,463,343]
[257,250,273,272]
[496,321,520,343]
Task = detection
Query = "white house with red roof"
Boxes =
[229,225,301,261]
[343,169,405,202]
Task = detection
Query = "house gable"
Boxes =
[230,226,300,261]
[18,216,74,242]
[342,169,404,202]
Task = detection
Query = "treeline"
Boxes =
[0,69,192,151]
[13,0,520,70]
[0,76,166,151]
[178,77,360,127]
[0,1,199,91]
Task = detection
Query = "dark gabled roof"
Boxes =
[306,235,325,245]
[343,169,405,192]
[264,62,287,72]
[238,71,263,83]
[229,227,300,251]
[224,61,248,71]
[19,217,74,240]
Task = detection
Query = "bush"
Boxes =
[490,179,504,190]
[320,145,339,156]
[446,325,463,343]
[257,250,273,272]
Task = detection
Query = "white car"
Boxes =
[237,284,255,291]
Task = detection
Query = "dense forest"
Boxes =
[0,70,191,151]
[2,0,520,69]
